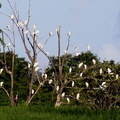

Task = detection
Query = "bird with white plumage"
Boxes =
[69,67,72,73]
[66,98,70,103]
[76,93,80,100]
[72,81,74,87]
[85,82,89,88]
[49,79,53,84]
[92,59,96,65]
[61,92,65,97]
[0,81,3,87]
[0,69,3,74]
[78,63,83,68]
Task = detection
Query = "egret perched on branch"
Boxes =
[32,89,34,94]
[42,73,47,79]
[85,82,89,88]
[84,64,87,69]
[52,72,55,77]
[17,21,23,28]
[35,66,39,72]
[0,69,3,74]
[107,68,112,74]
[75,52,80,56]
[74,47,78,52]
[116,74,119,80]
[49,79,53,84]
[28,63,31,69]
[80,73,83,77]
[66,98,70,103]
[69,67,72,73]
[92,59,96,65]
[78,63,83,68]
[61,92,65,97]
[76,93,80,100]
[33,24,36,29]
[6,25,10,30]
[49,32,53,36]
[37,42,43,49]
[101,82,106,86]
[67,31,71,36]
[56,86,59,91]
[100,68,102,74]
[64,49,68,54]
[10,15,14,19]
[24,30,29,34]
[6,43,11,47]
[0,81,3,87]
[24,20,28,26]
[34,61,39,67]
[72,81,75,87]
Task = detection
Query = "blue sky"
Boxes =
[0,0,120,69]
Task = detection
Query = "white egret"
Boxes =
[67,31,71,36]
[92,59,96,65]
[34,62,39,67]
[6,43,11,47]
[64,49,68,54]
[52,72,55,77]
[69,67,72,73]
[100,68,102,74]
[37,42,43,49]
[44,74,47,79]
[66,98,70,103]
[76,93,80,100]
[17,21,23,28]
[49,32,53,36]
[46,52,49,56]
[49,79,53,84]
[80,73,83,77]
[116,74,119,80]
[6,25,10,30]
[10,15,14,19]
[0,69,3,74]
[56,86,59,91]
[33,24,36,29]
[42,73,47,79]
[32,89,34,94]
[108,68,111,74]
[0,81,3,87]
[34,30,39,35]
[28,63,31,69]
[84,64,87,69]
[24,20,28,26]
[85,82,89,88]
[72,81,75,87]
[24,30,29,34]
[61,92,65,97]
[74,47,78,52]
[75,52,80,56]
[78,63,83,68]
[101,82,106,86]
[35,66,39,72]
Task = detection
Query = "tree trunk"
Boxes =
[55,94,61,107]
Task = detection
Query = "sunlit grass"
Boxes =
[0,105,120,120]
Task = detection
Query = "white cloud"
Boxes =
[99,44,120,62]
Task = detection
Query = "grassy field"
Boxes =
[0,105,120,120]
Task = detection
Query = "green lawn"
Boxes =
[0,105,120,120]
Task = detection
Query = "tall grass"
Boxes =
[0,105,120,120]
